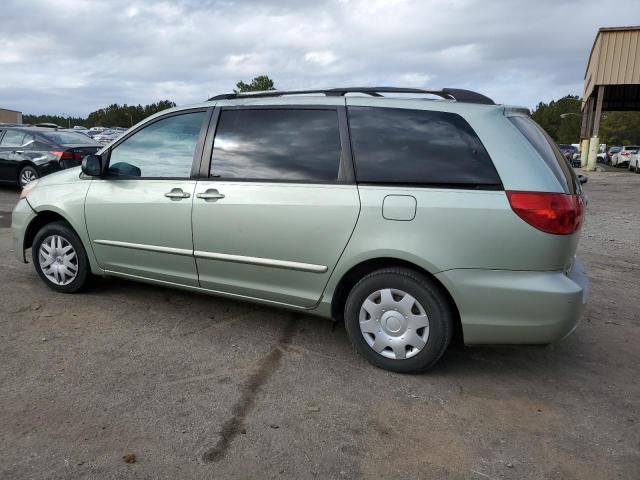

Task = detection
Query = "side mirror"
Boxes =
[81,154,103,177]
[578,174,588,185]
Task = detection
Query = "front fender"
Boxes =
[23,182,103,275]
[11,198,37,263]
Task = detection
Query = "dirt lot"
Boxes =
[0,170,638,480]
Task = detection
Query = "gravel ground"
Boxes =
[0,169,638,480]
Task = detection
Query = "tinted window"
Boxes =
[211,109,341,181]
[109,112,205,178]
[40,131,97,145]
[348,107,501,187]
[0,130,34,148]
[509,116,577,194]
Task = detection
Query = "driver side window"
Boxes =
[108,111,206,178]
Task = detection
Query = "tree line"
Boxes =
[531,95,640,145]
[22,76,273,128]
[23,76,640,145]
[24,100,176,128]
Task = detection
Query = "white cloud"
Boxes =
[0,0,635,115]
[304,51,337,67]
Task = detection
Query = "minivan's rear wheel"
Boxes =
[32,221,90,293]
[344,268,453,373]
[19,165,38,187]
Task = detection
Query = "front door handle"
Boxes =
[164,188,191,200]
[196,189,225,201]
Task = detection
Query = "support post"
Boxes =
[579,98,590,168]
[585,86,604,172]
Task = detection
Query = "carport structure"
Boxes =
[581,26,640,170]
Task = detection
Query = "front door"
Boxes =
[192,106,360,307]
[85,109,209,286]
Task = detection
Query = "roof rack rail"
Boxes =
[207,87,495,105]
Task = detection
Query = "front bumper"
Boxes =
[436,258,589,344]
[11,198,37,263]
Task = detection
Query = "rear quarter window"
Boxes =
[509,116,578,194]
[347,107,501,188]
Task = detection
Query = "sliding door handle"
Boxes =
[196,189,225,201]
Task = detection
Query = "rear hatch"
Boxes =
[505,114,585,271]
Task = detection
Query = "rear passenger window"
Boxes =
[348,107,501,187]
[0,130,33,148]
[211,109,341,182]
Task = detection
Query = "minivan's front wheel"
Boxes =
[32,221,90,293]
[344,268,453,373]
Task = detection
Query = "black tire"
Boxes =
[18,165,39,187]
[344,268,453,373]
[32,221,91,293]
[635,163,640,174]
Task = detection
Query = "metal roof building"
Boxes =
[581,27,640,134]
[580,26,640,169]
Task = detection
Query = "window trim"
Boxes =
[98,107,213,181]
[200,105,355,184]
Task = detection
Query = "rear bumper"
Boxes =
[436,258,589,344]
[11,198,37,263]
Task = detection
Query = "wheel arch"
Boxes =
[329,257,464,345]
[23,210,73,251]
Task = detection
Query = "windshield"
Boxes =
[40,131,98,145]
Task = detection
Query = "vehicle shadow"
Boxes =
[91,276,580,380]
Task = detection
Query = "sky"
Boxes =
[0,0,637,116]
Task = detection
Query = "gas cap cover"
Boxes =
[382,195,417,221]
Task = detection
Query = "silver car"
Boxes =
[11,87,589,373]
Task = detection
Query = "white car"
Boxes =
[611,145,639,167]
[629,151,640,173]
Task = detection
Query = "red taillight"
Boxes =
[50,150,82,162]
[622,151,630,156]
[506,191,584,235]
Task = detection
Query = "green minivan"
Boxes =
[12,87,589,372]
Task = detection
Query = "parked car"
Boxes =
[0,127,101,186]
[59,128,93,138]
[11,87,589,373]
[558,144,580,167]
[604,146,621,164]
[92,129,124,145]
[34,123,61,129]
[611,145,639,167]
[628,151,640,173]
[86,127,106,138]
[73,126,88,131]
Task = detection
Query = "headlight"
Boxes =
[20,179,39,199]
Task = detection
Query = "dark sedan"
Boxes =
[0,127,101,186]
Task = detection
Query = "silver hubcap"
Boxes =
[20,169,37,186]
[359,288,429,360]
[38,235,78,286]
